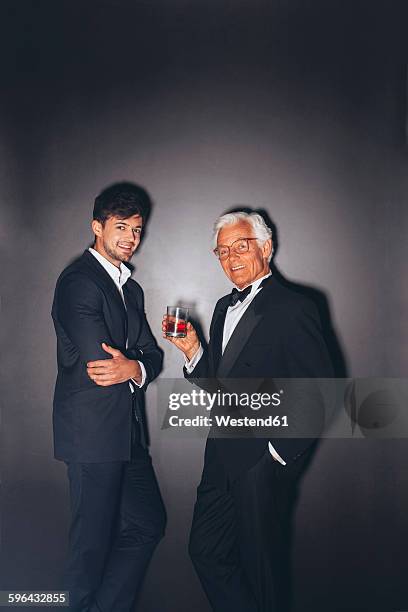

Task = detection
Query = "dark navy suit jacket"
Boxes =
[52,250,162,462]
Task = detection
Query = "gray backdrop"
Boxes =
[1,1,407,610]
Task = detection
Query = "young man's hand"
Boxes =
[87,342,142,386]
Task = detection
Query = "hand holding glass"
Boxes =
[165,306,189,338]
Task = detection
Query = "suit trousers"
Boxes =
[64,415,166,612]
[189,449,304,612]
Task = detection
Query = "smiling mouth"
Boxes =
[231,265,245,271]
[118,244,133,252]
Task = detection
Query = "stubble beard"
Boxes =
[104,240,133,264]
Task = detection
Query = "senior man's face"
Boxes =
[217,221,272,289]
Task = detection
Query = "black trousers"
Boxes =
[189,449,305,612]
[64,417,166,612]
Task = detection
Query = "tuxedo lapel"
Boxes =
[216,276,275,378]
[210,299,229,375]
[216,309,263,378]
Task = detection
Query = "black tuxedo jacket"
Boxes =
[185,275,333,484]
[52,250,162,462]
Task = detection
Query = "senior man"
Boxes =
[163,211,333,612]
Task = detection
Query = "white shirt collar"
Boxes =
[234,271,272,295]
[88,247,131,288]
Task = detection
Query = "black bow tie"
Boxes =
[228,276,271,307]
[229,285,252,307]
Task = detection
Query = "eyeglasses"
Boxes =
[213,237,259,261]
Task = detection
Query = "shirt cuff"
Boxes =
[131,360,147,388]
[184,344,203,374]
[268,441,287,466]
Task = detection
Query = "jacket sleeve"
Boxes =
[184,296,228,384]
[183,299,224,391]
[125,285,163,387]
[55,273,114,363]
[183,347,210,378]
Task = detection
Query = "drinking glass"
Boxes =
[166,306,189,338]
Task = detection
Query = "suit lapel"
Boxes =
[81,250,128,339]
[82,251,126,311]
[122,282,141,348]
[216,276,275,378]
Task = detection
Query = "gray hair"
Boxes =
[212,211,273,261]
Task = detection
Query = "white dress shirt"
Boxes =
[186,272,286,465]
[88,248,146,389]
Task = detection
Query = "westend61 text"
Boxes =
[168,389,283,411]
[167,415,289,428]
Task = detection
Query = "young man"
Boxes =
[52,183,165,612]
[164,211,333,612]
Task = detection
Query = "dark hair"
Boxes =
[93,182,151,225]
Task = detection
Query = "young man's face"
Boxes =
[92,214,143,267]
